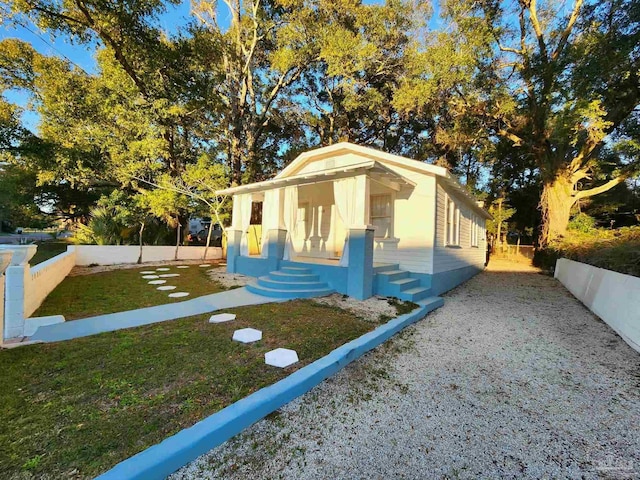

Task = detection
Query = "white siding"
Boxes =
[371,168,435,273]
[290,152,436,273]
[432,180,486,274]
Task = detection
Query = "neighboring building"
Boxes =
[218,142,491,300]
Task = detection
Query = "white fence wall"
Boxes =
[2,245,224,341]
[72,245,223,266]
[555,258,640,354]
[24,249,77,318]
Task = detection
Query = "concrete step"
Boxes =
[268,271,320,283]
[398,286,433,302]
[279,266,313,275]
[376,269,409,282]
[257,276,329,291]
[373,263,400,273]
[247,281,334,299]
[387,277,421,296]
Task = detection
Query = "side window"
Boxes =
[471,214,479,247]
[445,195,460,246]
[370,194,393,238]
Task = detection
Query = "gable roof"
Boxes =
[217,142,491,219]
[276,142,449,179]
[277,142,491,219]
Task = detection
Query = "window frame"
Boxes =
[445,194,461,247]
[369,193,394,239]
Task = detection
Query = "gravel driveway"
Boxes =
[171,260,640,479]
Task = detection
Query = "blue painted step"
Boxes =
[246,266,334,299]
[375,268,433,302]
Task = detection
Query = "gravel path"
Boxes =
[171,260,640,480]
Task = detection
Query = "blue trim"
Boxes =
[94,297,444,480]
[431,265,483,295]
[235,256,278,278]
[281,260,349,295]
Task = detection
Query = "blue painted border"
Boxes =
[431,265,483,296]
[95,297,444,480]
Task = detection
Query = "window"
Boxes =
[370,194,393,238]
[471,214,479,247]
[445,195,460,246]
[250,202,263,225]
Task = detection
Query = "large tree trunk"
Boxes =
[539,176,575,247]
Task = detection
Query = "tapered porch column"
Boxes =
[346,225,375,300]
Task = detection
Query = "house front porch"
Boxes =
[219,160,434,301]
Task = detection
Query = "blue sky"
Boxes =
[0,0,429,131]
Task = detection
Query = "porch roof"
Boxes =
[216,160,416,196]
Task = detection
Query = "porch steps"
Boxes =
[246,266,334,299]
[375,267,432,303]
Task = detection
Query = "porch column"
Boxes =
[353,175,371,225]
[346,226,375,300]
[225,228,243,273]
[265,229,287,261]
[261,188,285,259]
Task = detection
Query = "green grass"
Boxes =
[0,300,375,479]
[34,264,226,320]
[29,241,69,266]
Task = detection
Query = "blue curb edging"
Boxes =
[95,297,444,480]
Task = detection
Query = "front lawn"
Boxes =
[0,300,377,479]
[33,264,225,320]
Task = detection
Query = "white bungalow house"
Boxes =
[219,142,491,301]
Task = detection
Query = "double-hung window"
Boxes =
[445,195,460,246]
[370,194,393,238]
[471,214,479,247]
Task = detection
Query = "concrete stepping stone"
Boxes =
[142,275,159,279]
[156,267,170,271]
[199,264,210,267]
[176,265,190,269]
[159,273,180,278]
[232,328,262,343]
[265,348,299,368]
[140,271,156,274]
[209,313,236,323]
[157,285,176,291]
[168,292,189,298]
[148,280,166,285]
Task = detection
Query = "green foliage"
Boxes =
[534,227,640,277]
[486,200,516,237]
[567,213,597,233]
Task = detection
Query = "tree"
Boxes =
[434,0,640,245]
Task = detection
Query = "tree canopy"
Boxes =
[1,0,638,244]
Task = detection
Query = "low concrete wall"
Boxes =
[73,245,223,266]
[0,275,4,342]
[25,250,77,318]
[555,258,640,353]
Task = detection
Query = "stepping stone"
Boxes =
[142,275,159,279]
[140,271,155,274]
[148,280,166,285]
[168,292,189,298]
[157,285,176,291]
[232,328,262,343]
[159,273,180,278]
[209,313,236,324]
[265,348,299,368]
[177,265,190,269]
[199,264,210,267]
[156,267,170,271]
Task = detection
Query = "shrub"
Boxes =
[567,213,596,233]
[534,226,640,277]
